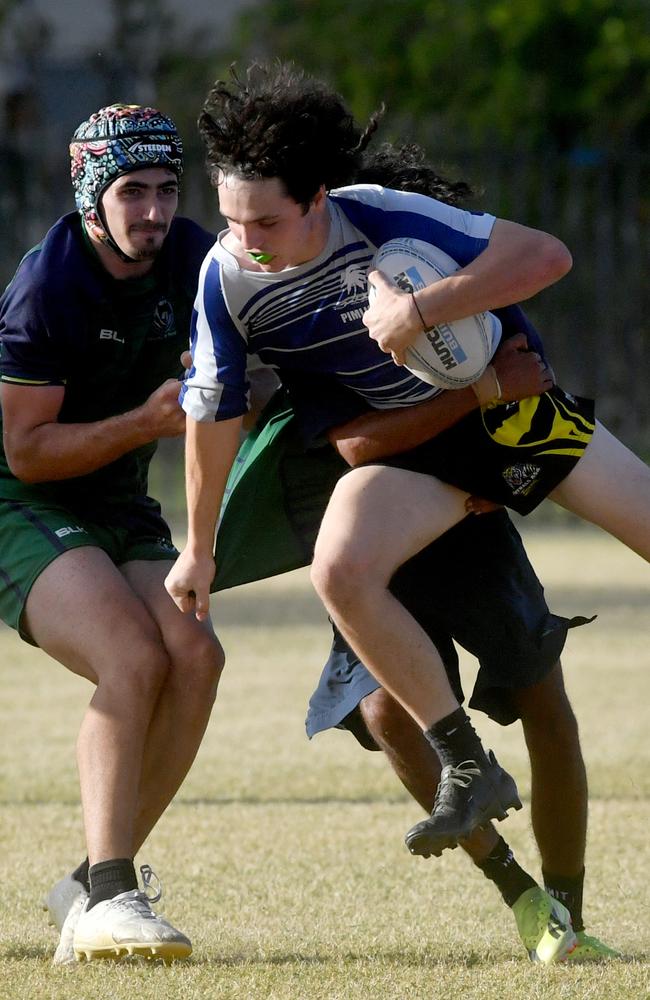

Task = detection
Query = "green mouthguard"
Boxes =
[247,251,275,264]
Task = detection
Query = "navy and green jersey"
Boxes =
[0,212,214,504]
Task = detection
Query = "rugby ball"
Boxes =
[370,238,502,389]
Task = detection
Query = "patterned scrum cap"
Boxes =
[69,104,183,251]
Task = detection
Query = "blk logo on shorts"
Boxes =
[154,536,176,551]
[502,463,541,497]
[54,525,87,538]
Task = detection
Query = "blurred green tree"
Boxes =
[231,0,650,153]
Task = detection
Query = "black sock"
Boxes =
[72,857,90,893]
[87,858,137,910]
[423,708,489,769]
[476,836,537,907]
[543,867,585,932]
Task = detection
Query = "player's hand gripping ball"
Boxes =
[369,238,502,389]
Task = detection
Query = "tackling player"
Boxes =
[0,104,222,964]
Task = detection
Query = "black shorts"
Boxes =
[381,387,595,515]
[305,509,593,746]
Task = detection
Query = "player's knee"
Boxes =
[310,546,373,613]
[115,637,173,701]
[177,632,225,705]
[360,687,412,748]
[518,680,580,750]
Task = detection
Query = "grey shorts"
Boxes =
[306,510,593,744]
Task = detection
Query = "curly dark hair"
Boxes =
[199,61,472,209]
[357,142,473,206]
[199,62,369,207]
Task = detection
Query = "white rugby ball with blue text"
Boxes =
[371,238,502,389]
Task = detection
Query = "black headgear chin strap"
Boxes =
[97,202,146,264]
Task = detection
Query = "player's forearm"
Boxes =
[184,416,241,554]
[5,406,159,483]
[328,388,478,467]
[414,220,572,329]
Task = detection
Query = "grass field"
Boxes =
[1,525,649,1000]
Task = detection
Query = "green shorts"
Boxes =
[0,495,178,644]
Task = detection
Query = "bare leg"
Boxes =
[41,554,223,967]
[120,560,224,853]
[359,688,499,861]
[512,662,588,877]
[25,552,224,865]
[550,421,650,561]
[24,548,172,864]
[313,467,521,855]
[357,685,583,960]
[312,465,470,728]
[358,663,588,874]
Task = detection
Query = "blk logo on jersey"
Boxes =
[149,298,176,339]
[99,328,125,343]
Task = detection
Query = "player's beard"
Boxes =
[129,224,167,260]
[132,244,162,261]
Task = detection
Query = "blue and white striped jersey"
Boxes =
[181,185,496,423]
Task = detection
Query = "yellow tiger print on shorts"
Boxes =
[481,391,595,458]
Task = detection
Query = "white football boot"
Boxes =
[52,890,88,965]
[73,889,192,962]
[43,872,89,933]
[46,863,175,965]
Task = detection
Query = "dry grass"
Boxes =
[1,524,648,1000]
